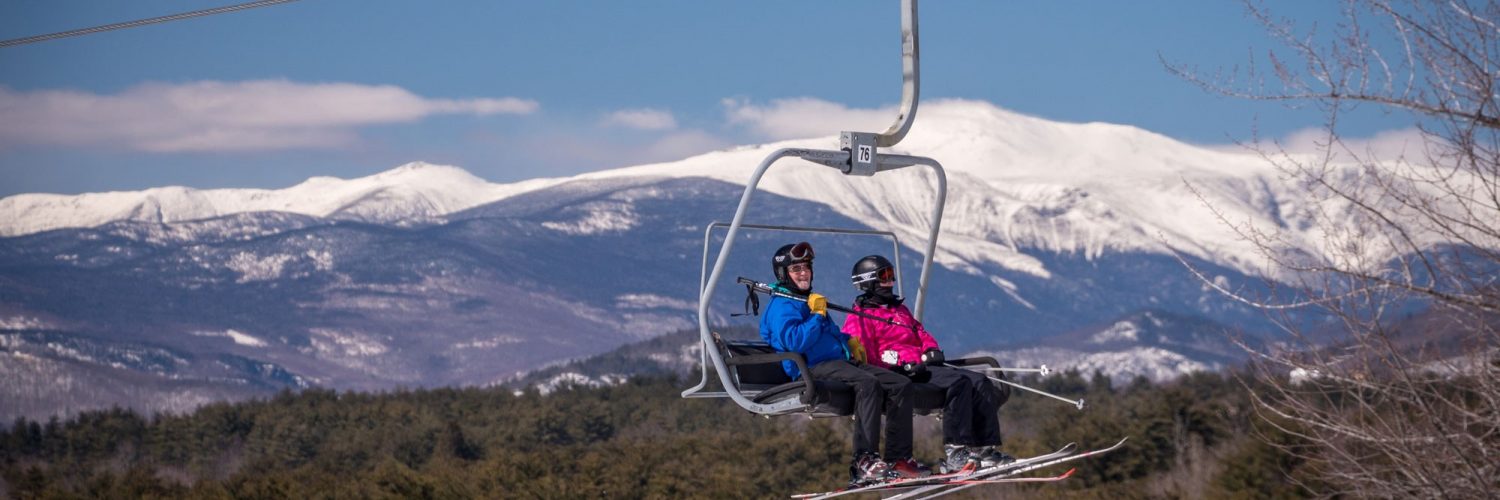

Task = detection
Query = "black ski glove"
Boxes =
[898,361,931,383]
[921,348,945,366]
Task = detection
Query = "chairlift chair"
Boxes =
[680,0,1008,418]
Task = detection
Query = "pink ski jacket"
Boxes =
[841,302,941,368]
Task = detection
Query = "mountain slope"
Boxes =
[1,100,1400,420]
[970,309,1260,383]
[2,100,1361,283]
[0,174,1281,421]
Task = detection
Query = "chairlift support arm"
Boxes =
[878,0,920,148]
[839,0,921,178]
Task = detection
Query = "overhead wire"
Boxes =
[0,0,299,48]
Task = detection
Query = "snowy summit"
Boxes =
[2,100,1357,281]
[0,161,565,236]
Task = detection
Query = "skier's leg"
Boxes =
[924,366,976,445]
[966,369,1004,447]
[811,360,883,457]
[860,364,914,461]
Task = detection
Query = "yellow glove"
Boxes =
[807,293,828,316]
[846,337,867,365]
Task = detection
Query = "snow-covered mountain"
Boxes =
[578,101,1309,280]
[6,100,1330,279]
[2,100,1371,420]
[0,162,566,236]
[969,309,1260,383]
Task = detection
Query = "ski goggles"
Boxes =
[852,266,895,285]
[787,241,814,261]
[775,241,815,265]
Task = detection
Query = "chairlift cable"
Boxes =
[0,0,299,48]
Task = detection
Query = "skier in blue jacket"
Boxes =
[758,241,929,487]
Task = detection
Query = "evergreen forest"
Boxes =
[0,368,1321,499]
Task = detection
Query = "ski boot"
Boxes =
[886,457,932,479]
[939,444,978,474]
[969,445,1016,468]
[848,453,891,488]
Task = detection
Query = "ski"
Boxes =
[947,466,1075,485]
[884,437,1128,500]
[791,442,1077,500]
[788,462,977,500]
[869,466,1077,494]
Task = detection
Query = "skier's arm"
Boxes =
[766,302,834,353]
[916,321,941,352]
[902,305,942,352]
[840,313,877,365]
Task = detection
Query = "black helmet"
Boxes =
[772,242,815,289]
[850,255,895,292]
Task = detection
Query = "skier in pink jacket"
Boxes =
[841,255,1014,474]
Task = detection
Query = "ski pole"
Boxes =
[735,277,917,330]
[974,365,1051,377]
[980,373,1086,411]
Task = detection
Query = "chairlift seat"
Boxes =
[718,335,1001,418]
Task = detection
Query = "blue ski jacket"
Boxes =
[759,294,851,380]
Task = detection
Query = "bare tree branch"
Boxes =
[1166,0,1500,496]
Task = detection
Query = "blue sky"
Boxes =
[0,1,1408,197]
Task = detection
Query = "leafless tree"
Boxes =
[1165,1,1498,497]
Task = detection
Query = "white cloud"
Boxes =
[722,97,895,141]
[601,108,677,130]
[639,130,731,162]
[1280,126,1431,162]
[509,128,730,171]
[1209,126,1433,163]
[0,80,539,152]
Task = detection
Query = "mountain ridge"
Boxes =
[3,100,1315,282]
[3,100,1426,421]
[0,161,569,237]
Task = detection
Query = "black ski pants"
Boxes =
[925,366,1004,447]
[808,360,914,460]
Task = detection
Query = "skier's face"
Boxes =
[787,262,813,290]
